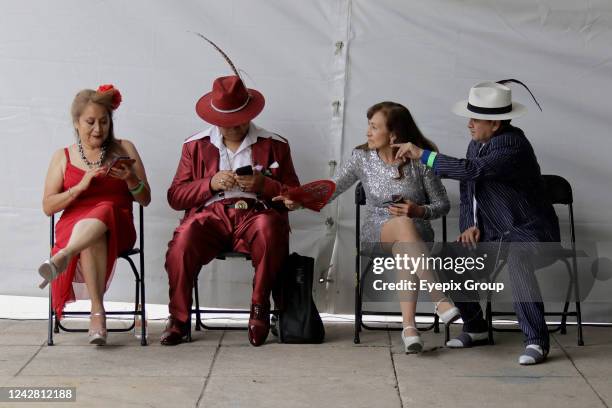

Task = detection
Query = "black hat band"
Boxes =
[467,103,513,115]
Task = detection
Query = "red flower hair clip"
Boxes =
[97,84,122,110]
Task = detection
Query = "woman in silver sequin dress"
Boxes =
[276,102,460,353]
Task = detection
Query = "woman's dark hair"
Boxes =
[71,89,116,147]
[357,101,438,179]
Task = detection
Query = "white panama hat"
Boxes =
[452,80,539,120]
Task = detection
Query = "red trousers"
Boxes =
[165,199,289,323]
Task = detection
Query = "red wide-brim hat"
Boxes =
[196,75,265,127]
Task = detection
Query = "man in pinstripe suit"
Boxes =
[394,81,560,365]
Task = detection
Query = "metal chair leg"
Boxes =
[357,259,372,340]
[139,281,147,346]
[194,276,202,331]
[560,301,570,335]
[486,300,494,345]
[187,309,193,343]
[354,274,361,344]
[576,301,584,346]
[47,287,54,346]
[121,254,147,346]
[559,258,574,335]
[567,249,584,346]
[573,266,584,345]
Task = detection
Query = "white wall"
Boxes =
[1,0,611,320]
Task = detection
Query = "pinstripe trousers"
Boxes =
[455,243,550,350]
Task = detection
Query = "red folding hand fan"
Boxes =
[282,180,336,212]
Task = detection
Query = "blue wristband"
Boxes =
[420,150,432,165]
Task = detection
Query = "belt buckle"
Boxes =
[234,200,249,210]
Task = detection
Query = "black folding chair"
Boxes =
[354,182,448,344]
[485,175,584,346]
[188,252,279,341]
[47,205,147,346]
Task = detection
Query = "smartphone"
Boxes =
[105,156,135,176]
[235,165,253,176]
[383,195,403,206]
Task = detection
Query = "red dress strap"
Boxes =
[64,147,71,164]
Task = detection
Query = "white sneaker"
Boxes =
[519,344,547,365]
[446,332,488,348]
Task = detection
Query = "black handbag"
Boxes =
[273,253,325,343]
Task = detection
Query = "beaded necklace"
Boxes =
[77,139,106,169]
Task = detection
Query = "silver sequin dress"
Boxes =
[332,148,450,243]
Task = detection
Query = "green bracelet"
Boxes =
[426,151,437,168]
[129,180,145,195]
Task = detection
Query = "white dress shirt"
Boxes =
[204,125,258,206]
[183,123,287,207]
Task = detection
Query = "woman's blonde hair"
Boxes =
[70,89,116,144]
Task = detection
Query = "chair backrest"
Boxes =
[540,174,575,243]
[355,182,366,206]
[540,174,572,205]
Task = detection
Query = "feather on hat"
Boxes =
[192,33,265,127]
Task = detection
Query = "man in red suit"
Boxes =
[161,75,300,346]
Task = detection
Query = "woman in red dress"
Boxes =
[38,85,151,345]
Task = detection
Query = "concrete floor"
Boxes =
[0,319,610,408]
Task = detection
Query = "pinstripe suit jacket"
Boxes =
[433,125,560,242]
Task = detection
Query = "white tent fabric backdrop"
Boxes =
[1,0,611,320]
